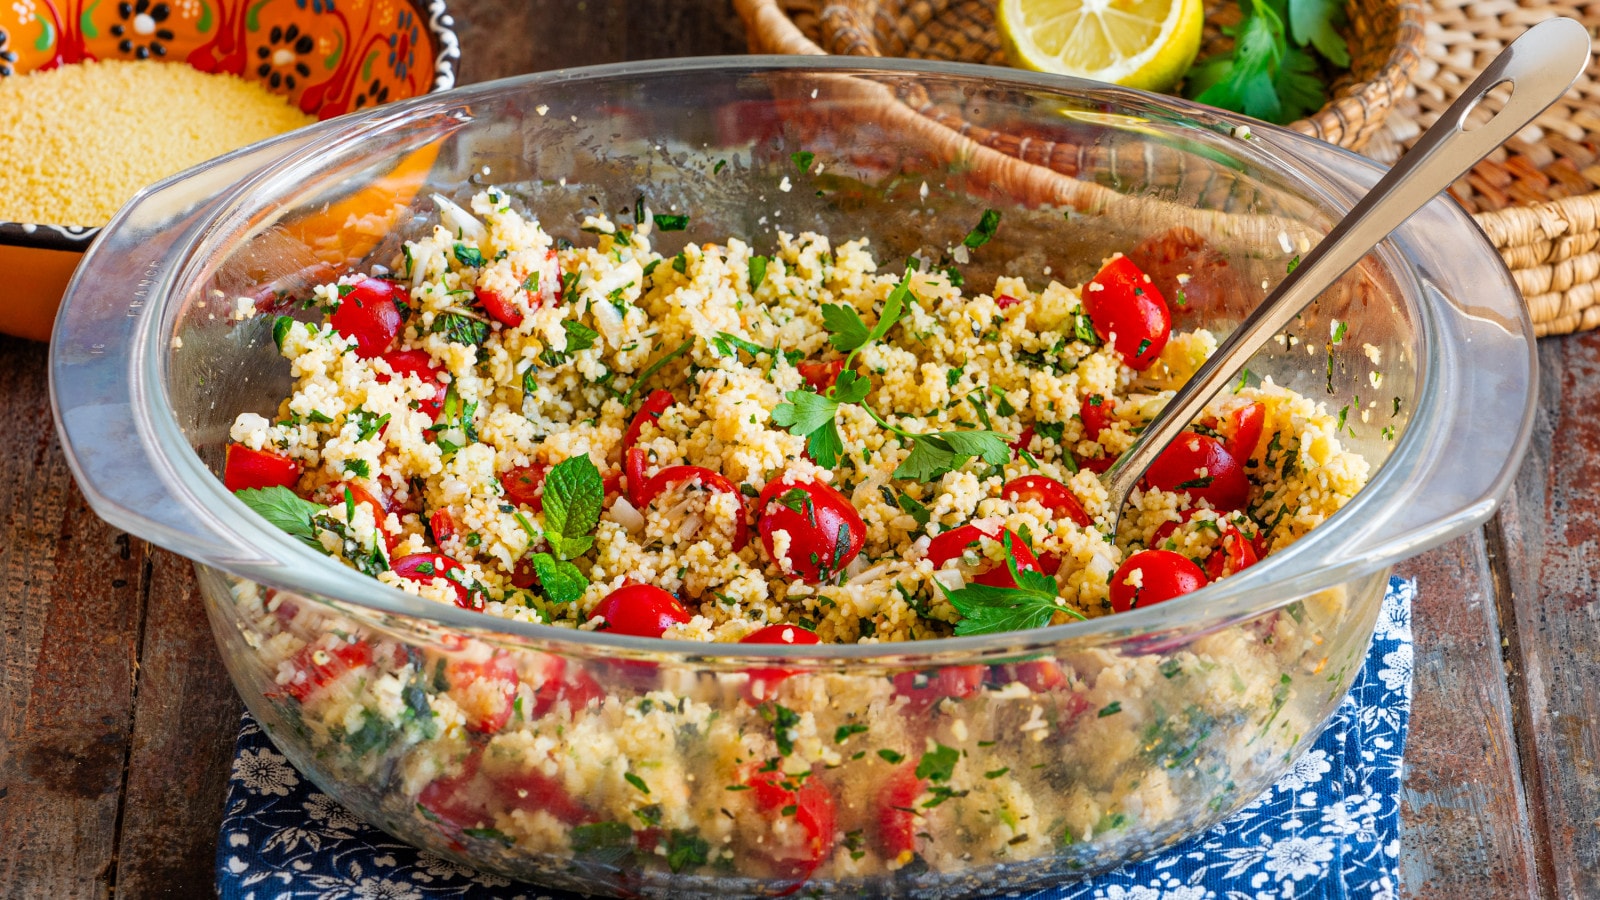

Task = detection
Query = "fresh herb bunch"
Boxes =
[1183,0,1349,125]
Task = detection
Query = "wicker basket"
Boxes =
[1365,1,1600,336]
[735,0,1427,151]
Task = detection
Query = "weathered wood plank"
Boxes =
[111,551,243,898]
[1395,532,1541,899]
[1494,329,1600,900]
[0,337,145,898]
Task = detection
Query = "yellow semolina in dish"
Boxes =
[0,60,315,226]
[223,189,1371,643]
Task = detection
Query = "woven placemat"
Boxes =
[1367,0,1600,336]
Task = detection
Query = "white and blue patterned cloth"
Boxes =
[217,577,1414,900]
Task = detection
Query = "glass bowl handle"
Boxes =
[49,133,322,566]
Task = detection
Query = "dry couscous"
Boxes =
[219,189,1374,889]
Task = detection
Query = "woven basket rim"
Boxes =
[733,0,1428,150]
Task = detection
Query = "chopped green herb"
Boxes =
[624,772,650,794]
[963,209,1001,250]
[452,243,485,268]
[790,150,814,172]
[654,214,689,231]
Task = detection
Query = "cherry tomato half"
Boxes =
[500,463,549,511]
[1080,394,1113,443]
[377,349,447,420]
[473,286,524,328]
[622,389,676,452]
[1145,433,1251,511]
[798,358,845,392]
[1010,425,1035,453]
[987,659,1066,693]
[892,665,986,714]
[1205,526,1261,580]
[392,553,477,610]
[995,293,1022,310]
[874,763,924,863]
[447,652,518,734]
[1109,550,1207,613]
[279,639,373,702]
[224,443,301,492]
[330,277,406,358]
[740,624,822,703]
[756,477,866,583]
[589,583,690,638]
[429,509,458,546]
[744,764,837,884]
[1001,475,1092,527]
[640,465,750,550]
[1082,255,1170,371]
[1148,509,1198,550]
[925,523,1039,588]
[1223,401,1267,463]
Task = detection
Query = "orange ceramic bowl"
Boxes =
[0,0,458,341]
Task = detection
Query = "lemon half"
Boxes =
[999,0,1204,93]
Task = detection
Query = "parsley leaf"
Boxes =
[540,455,603,560]
[894,429,1011,481]
[771,371,871,470]
[896,492,932,529]
[452,243,485,268]
[1288,0,1349,66]
[431,312,489,347]
[821,304,872,354]
[940,534,1084,635]
[233,486,324,550]
[1185,0,1341,125]
[563,319,599,353]
[653,214,688,231]
[916,743,960,782]
[963,209,1000,250]
[529,551,588,603]
[272,315,295,351]
[791,150,815,172]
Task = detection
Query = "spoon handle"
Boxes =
[1102,16,1593,513]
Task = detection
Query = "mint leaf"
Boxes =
[530,552,588,603]
[962,209,1000,250]
[540,455,603,560]
[234,486,324,550]
[562,319,599,353]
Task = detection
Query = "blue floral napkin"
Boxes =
[218,578,1414,900]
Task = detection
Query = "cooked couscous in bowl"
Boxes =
[53,61,1534,900]
[210,184,1386,894]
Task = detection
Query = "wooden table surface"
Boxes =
[2,1,1597,896]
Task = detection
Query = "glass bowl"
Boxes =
[49,57,1533,897]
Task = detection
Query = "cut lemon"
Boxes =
[998,0,1204,94]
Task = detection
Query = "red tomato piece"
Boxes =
[797,358,845,392]
[874,763,924,863]
[1149,509,1198,550]
[1081,255,1171,370]
[1080,394,1113,443]
[224,443,301,493]
[1075,454,1117,474]
[925,523,1039,588]
[1038,551,1062,575]
[391,553,477,610]
[1145,433,1251,511]
[756,477,866,583]
[448,652,519,734]
[1109,550,1208,613]
[988,659,1066,693]
[330,277,405,358]
[624,447,649,507]
[1223,402,1267,463]
[622,389,676,452]
[995,293,1022,310]
[892,665,986,714]
[526,658,607,717]
[589,583,690,638]
[1010,425,1034,453]
[500,464,548,511]
[1001,474,1092,527]
[429,509,458,546]
[280,640,373,702]
[740,623,822,703]
[641,465,750,551]
[1205,526,1261,580]
[377,349,447,420]
[473,287,524,328]
[418,752,489,837]
[744,766,837,883]
[321,481,399,552]
[492,767,592,825]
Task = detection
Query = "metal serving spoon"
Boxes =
[1102,16,1593,532]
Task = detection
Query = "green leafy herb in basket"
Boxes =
[1183,0,1350,125]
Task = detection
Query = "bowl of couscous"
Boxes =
[0,0,458,342]
[50,58,1532,897]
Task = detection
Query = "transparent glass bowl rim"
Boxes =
[70,54,1532,663]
